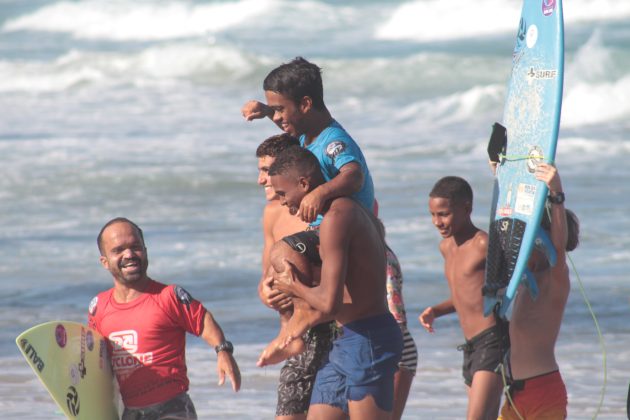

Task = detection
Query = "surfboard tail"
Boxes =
[16,321,119,420]
[483,217,526,307]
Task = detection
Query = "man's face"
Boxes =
[428,197,468,238]
[99,222,148,285]
[270,172,306,216]
[257,155,277,201]
[264,90,306,137]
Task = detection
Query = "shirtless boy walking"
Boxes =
[419,176,508,420]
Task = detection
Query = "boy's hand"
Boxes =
[298,187,325,223]
[241,100,272,121]
[535,163,562,194]
[261,271,292,311]
[273,259,299,296]
[419,307,436,333]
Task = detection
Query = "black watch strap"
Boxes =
[215,340,234,355]
[548,191,565,204]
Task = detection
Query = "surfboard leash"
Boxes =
[499,362,525,420]
[493,300,526,420]
[567,252,607,419]
[498,153,546,162]
[542,203,607,418]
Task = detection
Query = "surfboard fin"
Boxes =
[523,268,539,300]
[534,227,557,267]
[487,122,507,163]
[483,293,500,317]
[498,294,513,318]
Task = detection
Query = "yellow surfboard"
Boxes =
[16,321,119,419]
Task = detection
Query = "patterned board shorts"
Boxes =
[276,322,335,416]
[122,392,197,420]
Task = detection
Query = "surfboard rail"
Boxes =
[483,0,564,317]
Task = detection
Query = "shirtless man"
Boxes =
[257,133,307,315]
[269,145,402,420]
[498,163,579,420]
[255,134,333,420]
[419,176,508,420]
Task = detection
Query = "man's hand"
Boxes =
[535,163,562,193]
[241,100,272,121]
[216,352,241,392]
[261,271,293,311]
[298,187,326,223]
[419,307,436,333]
[273,259,299,296]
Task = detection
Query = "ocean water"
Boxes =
[1,0,629,418]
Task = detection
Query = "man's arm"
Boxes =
[200,312,241,392]
[418,299,456,333]
[274,209,349,316]
[535,163,568,257]
[298,162,364,223]
[259,204,293,311]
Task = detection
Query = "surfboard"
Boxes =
[16,321,119,419]
[483,0,564,317]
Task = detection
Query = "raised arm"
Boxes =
[535,163,568,258]
[241,99,273,122]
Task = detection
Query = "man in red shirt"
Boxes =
[88,218,240,419]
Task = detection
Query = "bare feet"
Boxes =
[257,336,305,367]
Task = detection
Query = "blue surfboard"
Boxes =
[483,0,564,317]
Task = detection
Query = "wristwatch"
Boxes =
[548,191,565,205]
[215,340,234,355]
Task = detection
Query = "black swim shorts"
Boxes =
[458,320,510,386]
[276,321,334,416]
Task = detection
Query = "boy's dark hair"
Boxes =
[255,133,300,158]
[268,145,321,180]
[97,217,144,255]
[541,207,580,251]
[263,57,325,110]
[429,176,473,205]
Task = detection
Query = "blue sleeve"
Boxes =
[322,138,362,171]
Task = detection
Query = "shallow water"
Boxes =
[1,0,629,418]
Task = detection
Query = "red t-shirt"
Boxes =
[88,279,206,408]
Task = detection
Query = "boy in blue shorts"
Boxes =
[269,146,402,420]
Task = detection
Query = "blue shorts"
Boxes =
[310,313,403,413]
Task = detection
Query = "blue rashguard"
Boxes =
[299,120,374,224]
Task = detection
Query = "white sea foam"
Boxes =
[562,74,630,127]
[2,0,273,41]
[376,0,630,42]
[558,137,630,157]
[562,30,630,127]
[0,42,265,92]
[1,2,629,418]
